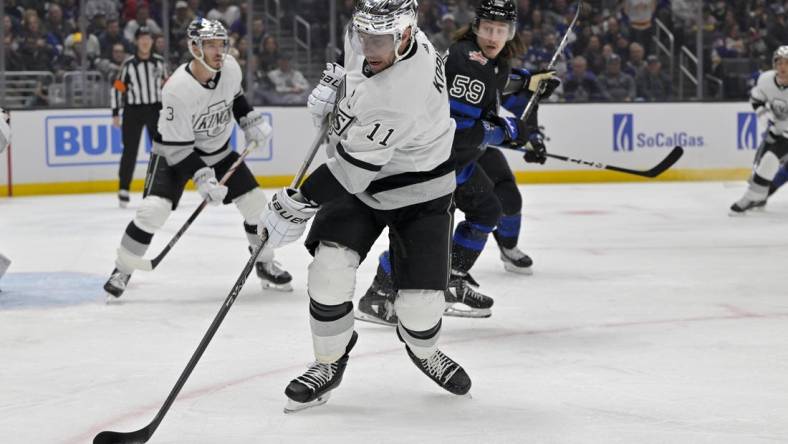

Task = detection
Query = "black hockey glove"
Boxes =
[512,68,561,101]
[522,131,547,164]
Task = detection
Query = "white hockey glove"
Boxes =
[0,108,10,154]
[193,167,228,206]
[239,110,272,151]
[307,63,345,127]
[258,188,319,249]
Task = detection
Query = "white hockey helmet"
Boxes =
[187,18,229,73]
[350,0,419,64]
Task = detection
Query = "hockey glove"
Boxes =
[259,188,319,249]
[512,68,561,100]
[498,116,532,147]
[193,167,228,206]
[307,63,345,127]
[523,131,547,164]
[239,110,272,151]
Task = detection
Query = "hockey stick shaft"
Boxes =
[519,0,581,123]
[122,145,255,272]
[94,120,330,444]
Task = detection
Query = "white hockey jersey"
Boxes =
[0,108,10,154]
[751,70,788,138]
[153,55,244,167]
[326,29,456,210]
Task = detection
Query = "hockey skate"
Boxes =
[729,195,767,216]
[444,273,493,318]
[284,331,358,413]
[103,268,131,301]
[256,260,293,291]
[118,190,130,209]
[355,269,398,326]
[406,346,471,395]
[500,246,534,275]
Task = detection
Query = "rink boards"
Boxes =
[0,102,761,196]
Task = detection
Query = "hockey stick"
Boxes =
[119,144,257,272]
[93,119,330,444]
[491,143,685,178]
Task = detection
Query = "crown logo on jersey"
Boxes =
[468,51,488,65]
[194,101,233,137]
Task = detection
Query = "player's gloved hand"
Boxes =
[307,63,345,127]
[498,116,531,147]
[523,130,547,164]
[512,68,561,100]
[193,167,228,206]
[258,188,319,249]
[240,110,272,150]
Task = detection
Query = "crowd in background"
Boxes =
[1,0,787,106]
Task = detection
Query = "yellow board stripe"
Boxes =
[0,168,752,197]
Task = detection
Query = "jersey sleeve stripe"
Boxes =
[449,99,482,118]
[157,139,195,146]
[335,142,383,172]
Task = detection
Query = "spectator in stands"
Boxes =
[584,34,606,74]
[624,0,656,54]
[430,13,456,54]
[57,31,101,72]
[267,53,310,104]
[599,54,635,101]
[4,0,25,21]
[520,29,548,71]
[544,0,569,30]
[636,54,671,101]
[542,31,569,75]
[707,48,725,98]
[18,10,55,71]
[449,0,474,27]
[249,18,268,52]
[123,5,162,43]
[187,0,204,18]
[530,8,545,38]
[154,34,166,58]
[602,16,626,46]
[2,27,24,71]
[99,18,131,59]
[614,34,631,61]
[87,11,110,37]
[624,42,646,77]
[563,55,607,102]
[43,4,75,54]
[96,41,127,81]
[259,35,280,73]
[417,0,443,35]
[207,0,241,28]
[60,0,80,24]
[229,3,250,40]
[766,5,788,55]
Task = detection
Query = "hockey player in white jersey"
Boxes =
[258,0,471,412]
[731,45,788,215]
[0,108,11,287]
[103,18,292,298]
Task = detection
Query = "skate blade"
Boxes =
[104,293,123,304]
[444,303,491,318]
[283,391,331,414]
[354,310,397,327]
[728,210,748,217]
[503,262,534,275]
[261,281,293,292]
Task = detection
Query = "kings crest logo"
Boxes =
[193,101,233,137]
[468,51,488,65]
[329,107,354,138]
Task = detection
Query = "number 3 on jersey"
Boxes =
[450,75,486,104]
[366,123,394,146]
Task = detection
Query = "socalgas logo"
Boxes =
[44,112,274,167]
[612,113,704,152]
[736,112,759,150]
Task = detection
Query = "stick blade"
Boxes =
[93,427,151,444]
[643,145,684,178]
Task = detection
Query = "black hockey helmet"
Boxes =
[476,0,518,23]
[474,0,517,40]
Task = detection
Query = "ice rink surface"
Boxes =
[1,181,787,444]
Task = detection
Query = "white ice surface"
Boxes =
[1,181,787,444]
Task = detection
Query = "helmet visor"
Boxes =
[350,27,397,58]
[473,18,516,42]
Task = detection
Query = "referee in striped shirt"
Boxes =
[111,26,168,208]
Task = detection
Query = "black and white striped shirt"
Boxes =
[111,53,168,116]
